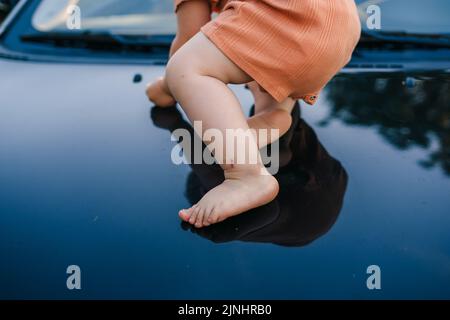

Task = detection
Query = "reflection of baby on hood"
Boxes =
[151,104,349,247]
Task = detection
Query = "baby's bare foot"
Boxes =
[179,168,279,228]
[248,109,292,148]
[146,77,176,107]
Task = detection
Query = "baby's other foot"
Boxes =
[248,109,292,148]
[146,77,176,107]
[179,168,279,228]
[247,82,296,148]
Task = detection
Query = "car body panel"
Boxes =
[1,0,450,299]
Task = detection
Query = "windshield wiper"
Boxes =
[359,30,450,49]
[20,30,173,52]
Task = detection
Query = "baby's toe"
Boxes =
[179,209,190,222]
[202,220,211,227]
[189,206,201,225]
[202,207,214,226]
[179,205,196,222]
[207,209,220,225]
[195,208,205,228]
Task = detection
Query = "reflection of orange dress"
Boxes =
[174,0,361,105]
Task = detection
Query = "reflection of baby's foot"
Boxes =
[146,77,176,107]
[179,167,279,228]
[248,109,292,148]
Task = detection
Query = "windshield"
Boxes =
[356,0,450,34]
[30,0,450,36]
[32,0,176,35]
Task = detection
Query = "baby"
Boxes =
[146,0,361,228]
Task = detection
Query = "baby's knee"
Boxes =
[166,54,191,92]
[165,52,201,96]
[165,55,185,95]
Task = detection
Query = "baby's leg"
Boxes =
[247,81,296,148]
[146,0,211,107]
[170,0,212,57]
[166,33,279,228]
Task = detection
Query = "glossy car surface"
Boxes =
[1,0,449,299]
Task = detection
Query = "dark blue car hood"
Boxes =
[0,57,449,299]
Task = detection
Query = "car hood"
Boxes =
[1,59,450,299]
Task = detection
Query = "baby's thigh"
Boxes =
[168,32,253,85]
[176,0,211,39]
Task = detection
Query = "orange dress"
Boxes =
[174,0,361,105]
